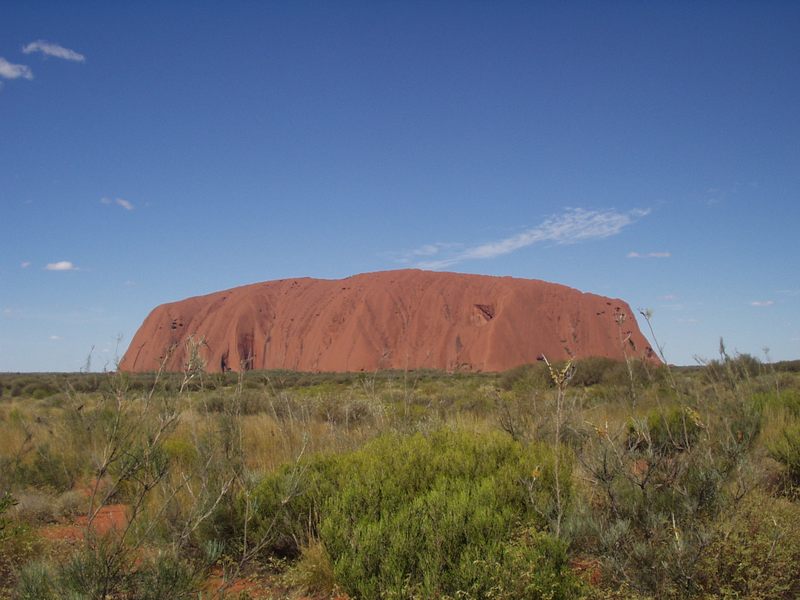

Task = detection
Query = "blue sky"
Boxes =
[1,1,799,371]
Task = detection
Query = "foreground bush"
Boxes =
[574,392,760,598]
[251,429,583,599]
[15,547,199,600]
[768,421,800,485]
[696,490,800,599]
[0,492,39,595]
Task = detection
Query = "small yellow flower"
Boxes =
[685,407,704,429]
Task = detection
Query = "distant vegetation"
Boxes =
[1,349,799,598]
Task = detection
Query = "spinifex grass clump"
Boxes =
[250,429,583,599]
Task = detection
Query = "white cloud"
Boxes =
[750,300,774,307]
[101,197,135,211]
[0,57,33,80]
[395,242,463,264]
[414,208,648,270]
[660,294,678,301]
[628,251,671,259]
[49,335,62,341]
[660,303,685,311]
[22,40,85,62]
[45,261,78,271]
[20,261,31,268]
[412,244,444,257]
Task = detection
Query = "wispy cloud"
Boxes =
[395,242,463,264]
[411,243,448,258]
[660,303,686,311]
[20,261,31,269]
[750,300,774,307]
[410,208,648,270]
[0,57,33,80]
[101,197,135,211]
[45,261,79,271]
[23,40,85,62]
[49,335,62,341]
[627,251,671,259]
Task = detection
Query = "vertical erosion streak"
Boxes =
[237,331,255,370]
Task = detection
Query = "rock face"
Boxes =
[119,270,657,373]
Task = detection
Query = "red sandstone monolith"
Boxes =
[119,270,656,373]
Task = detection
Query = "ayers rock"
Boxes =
[119,269,656,373]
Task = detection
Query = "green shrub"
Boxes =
[252,429,575,599]
[593,358,655,388]
[753,389,800,416]
[697,490,800,599]
[570,357,621,387]
[12,490,58,524]
[578,398,750,597]
[13,443,82,492]
[15,560,56,600]
[704,351,762,386]
[645,406,704,455]
[162,437,199,469]
[286,538,338,597]
[122,552,199,600]
[461,527,584,600]
[15,547,199,600]
[768,421,800,484]
[774,359,800,373]
[0,492,40,595]
[498,363,553,392]
[247,451,346,557]
[0,491,14,532]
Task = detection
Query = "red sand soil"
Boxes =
[204,566,350,599]
[39,504,128,542]
[570,556,603,586]
[204,567,274,599]
[119,269,657,373]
